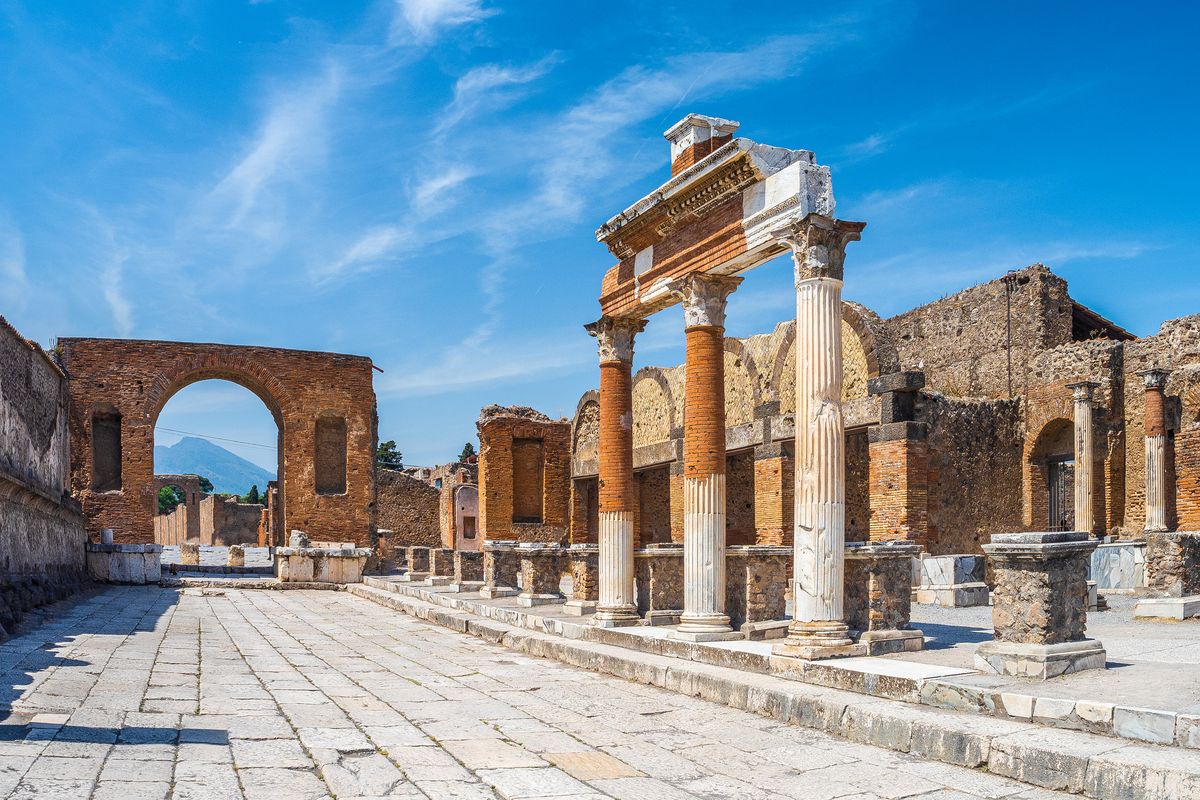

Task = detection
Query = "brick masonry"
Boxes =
[477,406,570,544]
[376,468,441,549]
[57,337,377,546]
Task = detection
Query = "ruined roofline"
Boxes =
[1072,302,1135,342]
[55,335,374,365]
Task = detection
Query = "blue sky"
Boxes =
[3,1,1199,471]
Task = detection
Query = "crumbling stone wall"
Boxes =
[376,468,440,549]
[887,265,1074,398]
[846,429,870,542]
[0,317,86,636]
[635,466,671,545]
[477,405,570,543]
[58,338,377,546]
[725,450,756,545]
[925,394,1024,554]
[991,553,1089,645]
[1145,531,1200,597]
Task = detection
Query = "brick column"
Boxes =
[668,273,742,641]
[1140,369,1170,533]
[585,316,646,626]
[1068,381,1100,537]
[867,372,929,547]
[772,213,866,660]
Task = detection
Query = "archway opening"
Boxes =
[1029,419,1075,532]
[153,379,280,561]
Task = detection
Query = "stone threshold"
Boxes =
[358,576,1200,753]
[161,577,345,591]
[347,580,1200,800]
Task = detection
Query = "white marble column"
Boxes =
[586,316,646,626]
[1140,369,1170,533]
[772,213,866,659]
[668,273,742,641]
[1068,381,1100,537]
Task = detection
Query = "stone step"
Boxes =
[162,577,343,590]
[347,582,1200,800]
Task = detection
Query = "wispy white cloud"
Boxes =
[203,61,343,237]
[0,217,29,310]
[390,0,497,45]
[435,55,559,133]
[411,164,475,215]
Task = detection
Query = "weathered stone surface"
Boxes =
[1145,531,1200,597]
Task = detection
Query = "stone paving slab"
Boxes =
[350,581,1200,799]
[0,586,1078,800]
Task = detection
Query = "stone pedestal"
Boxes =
[517,545,567,607]
[912,553,989,607]
[634,544,684,625]
[227,544,245,568]
[400,546,430,582]
[450,550,484,592]
[274,547,370,584]
[1089,539,1146,591]
[427,547,455,586]
[976,532,1104,679]
[86,544,162,585]
[180,542,200,566]
[1136,531,1200,620]
[845,541,924,654]
[725,546,790,634]
[482,541,519,598]
[564,544,599,616]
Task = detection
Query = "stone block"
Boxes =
[517,545,567,606]
[483,541,520,594]
[1113,706,1177,745]
[567,544,599,605]
[180,543,200,566]
[228,545,245,568]
[1133,594,1200,620]
[453,551,483,585]
[1145,531,1200,597]
[845,541,923,653]
[974,639,1106,680]
[634,545,683,622]
[1089,540,1146,591]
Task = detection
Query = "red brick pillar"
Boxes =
[586,315,646,626]
[668,274,741,640]
[1140,368,1170,533]
[867,371,929,548]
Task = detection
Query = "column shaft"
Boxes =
[596,359,637,622]
[679,323,731,634]
[1142,370,1169,533]
[1070,383,1098,536]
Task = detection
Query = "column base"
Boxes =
[562,600,597,616]
[517,593,564,607]
[671,613,740,642]
[772,620,865,660]
[592,606,640,627]
[974,639,1106,680]
[447,581,484,593]
[859,629,925,655]
[479,586,517,599]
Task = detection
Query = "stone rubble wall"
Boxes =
[0,317,87,637]
[1144,531,1200,597]
[376,468,441,549]
[991,554,1089,645]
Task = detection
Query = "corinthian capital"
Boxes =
[1067,380,1100,403]
[1139,368,1169,390]
[585,316,647,363]
[773,213,866,284]
[666,273,742,330]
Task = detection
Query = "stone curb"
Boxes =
[348,582,1200,800]
[364,576,1200,751]
[161,578,345,591]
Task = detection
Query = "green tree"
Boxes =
[458,441,476,462]
[157,485,186,515]
[198,476,214,494]
[242,484,261,505]
[377,440,403,469]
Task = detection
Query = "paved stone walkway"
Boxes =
[0,588,1068,799]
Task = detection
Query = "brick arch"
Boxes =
[722,338,761,427]
[632,367,676,447]
[768,303,899,395]
[58,338,377,546]
[571,391,600,464]
[1024,417,1075,530]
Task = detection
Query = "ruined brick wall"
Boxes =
[477,406,570,543]
[846,429,870,542]
[725,450,756,545]
[58,338,377,546]
[1123,316,1200,531]
[635,466,671,545]
[925,394,1024,554]
[0,317,86,634]
[198,495,262,546]
[1025,340,1123,536]
[886,265,1073,399]
[376,468,440,549]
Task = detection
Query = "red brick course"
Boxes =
[683,325,727,478]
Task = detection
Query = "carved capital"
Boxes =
[585,316,647,363]
[773,213,865,284]
[1067,380,1100,403]
[1139,368,1169,391]
[666,273,742,329]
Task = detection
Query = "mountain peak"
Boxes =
[155,437,275,495]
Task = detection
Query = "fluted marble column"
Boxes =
[773,213,866,659]
[1140,369,1170,533]
[1068,381,1100,537]
[668,273,742,641]
[585,316,646,626]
